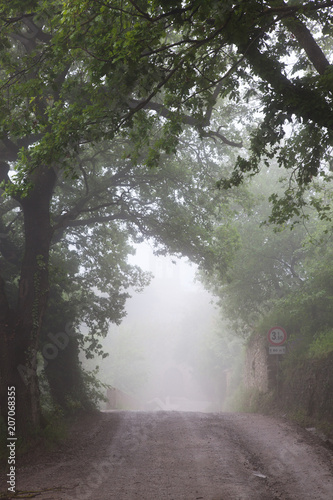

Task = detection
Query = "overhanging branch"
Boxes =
[128,98,243,147]
[274,0,331,75]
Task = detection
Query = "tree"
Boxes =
[0,89,234,436]
[1,0,333,435]
[200,167,307,331]
[39,225,150,414]
[200,162,333,354]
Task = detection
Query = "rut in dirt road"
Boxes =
[6,411,333,500]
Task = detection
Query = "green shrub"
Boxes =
[225,384,275,414]
[80,367,110,409]
[308,329,333,359]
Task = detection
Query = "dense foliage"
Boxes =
[55,0,333,220]
[201,166,333,368]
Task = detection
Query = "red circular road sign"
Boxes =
[268,326,287,346]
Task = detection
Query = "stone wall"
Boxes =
[106,387,142,410]
[244,333,278,394]
[244,333,269,393]
[280,352,333,423]
[244,334,333,432]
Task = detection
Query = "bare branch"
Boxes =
[199,129,243,148]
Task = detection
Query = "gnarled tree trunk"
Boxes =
[0,166,56,436]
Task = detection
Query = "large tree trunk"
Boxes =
[0,276,16,424]
[0,166,56,436]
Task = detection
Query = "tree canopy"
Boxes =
[1,1,333,214]
[56,0,333,219]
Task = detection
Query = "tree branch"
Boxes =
[0,160,11,185]
[199,128,243,148]
[276,1,331,75]
[57,212,131,228]
[21,17,52,43]
[128,98,243,147]
[241,43,333,129]
[261,0,333,17]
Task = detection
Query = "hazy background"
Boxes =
[83,243,239,411]
[84,244,240,411]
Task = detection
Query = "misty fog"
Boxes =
[83,244,239,412]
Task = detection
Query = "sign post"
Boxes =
[267,326,287,397]
[267,326,287,348]
[269,345,285,354]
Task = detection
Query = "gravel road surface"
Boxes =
[1,411,333,499]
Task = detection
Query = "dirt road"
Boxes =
[1,411,333,499]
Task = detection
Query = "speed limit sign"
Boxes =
[268,326,287,346]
